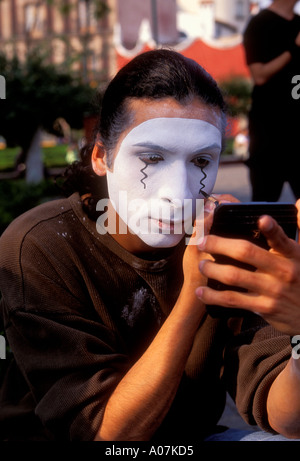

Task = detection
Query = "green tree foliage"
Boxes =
[46,0,110,19]
[220,76,252,117]
[0,52,96,151]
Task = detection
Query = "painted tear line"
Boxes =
[199,167,207,194]
[139,160,148,189]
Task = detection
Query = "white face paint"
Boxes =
[106,117,222,248]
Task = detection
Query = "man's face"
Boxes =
[99,97,223,250]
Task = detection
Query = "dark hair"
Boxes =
[61,49,227,219]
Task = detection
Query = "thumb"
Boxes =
[258,215,296,258]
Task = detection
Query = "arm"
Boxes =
[95,282,205,441]
[247,31,300,86]
[94,195,233,442]
[249,52,292,86]
[196,199,300,437]
[95,195,240,441]
[262,200,300,438]
[267,355,300,438]
[95,228,210,441]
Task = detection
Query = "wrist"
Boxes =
[175,282,205,323]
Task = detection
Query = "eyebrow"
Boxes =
[133,142,170,152]
[132,141,221,155]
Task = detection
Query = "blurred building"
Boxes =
[177,0,252,41]
[0,1,259,84]
[0,0,117,83]
[117,0,178,49]
[116,0,252,50]
[115,0,252,83]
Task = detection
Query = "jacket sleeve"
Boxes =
[5,309,128,440]
[223,314,290,433]
[243,17,270,65]
[0,224,129,441]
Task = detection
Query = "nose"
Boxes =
[157,161,192,205]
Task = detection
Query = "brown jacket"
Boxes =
[0,193,290,440]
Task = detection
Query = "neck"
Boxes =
[268,0,297,20]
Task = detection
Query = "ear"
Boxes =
[92,142,107,177]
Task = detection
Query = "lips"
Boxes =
[151,218,185,234]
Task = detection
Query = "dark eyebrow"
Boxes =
[190,142,222,155]
[133,142,170,153]
[133,141,221,155]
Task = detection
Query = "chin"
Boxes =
[138,232,185,249]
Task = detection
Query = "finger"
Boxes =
[199,194,240,238]
[202,197,237,236]
[195,285,265,313]
[258,215,297,258]
[198,234,290,276]
[203,200,216,235]
[198,259,274,295]
[195,284,292,321]
[193,200,217,238]
[190,200,215,241]
[196,285,300,334]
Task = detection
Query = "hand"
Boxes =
[196,200,300,335]
[182,193,239,287]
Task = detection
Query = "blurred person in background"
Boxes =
[243,0,300,201]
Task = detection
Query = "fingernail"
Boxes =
[259,216,274,232]
[197,236,207,249]
[204,200,215,213]
[198,260,205,272]
[195,287,203,298]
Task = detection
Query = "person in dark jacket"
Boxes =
[243,0,300,201]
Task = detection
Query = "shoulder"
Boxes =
[0,195,74,250]
[0,193,90,284]
[244,10,277,34]
[0,193,107,313]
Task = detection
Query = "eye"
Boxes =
[139,154,164,164]
[191,157,210,169]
